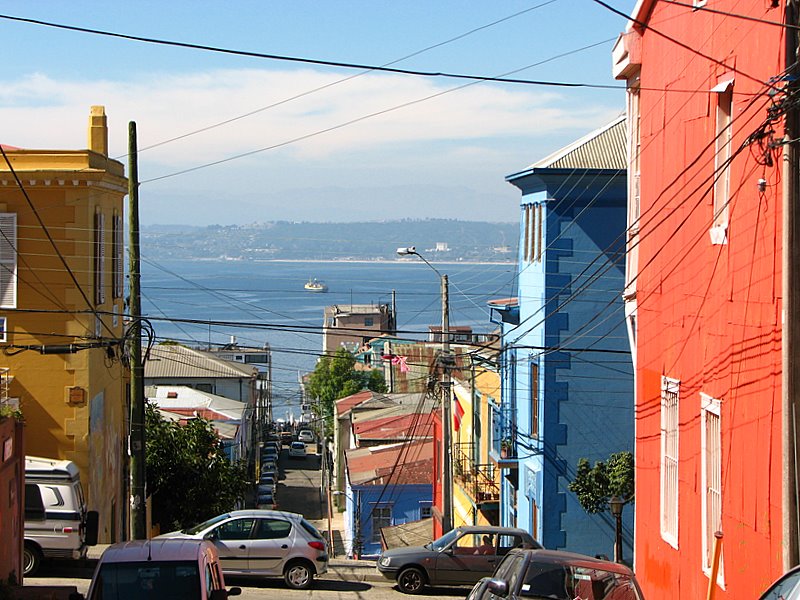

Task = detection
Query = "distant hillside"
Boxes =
[142,219,518,262]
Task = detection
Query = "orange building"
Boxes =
[0,106,128,543]
[614,2,787,597]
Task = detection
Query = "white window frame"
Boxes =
[371,505,392,543]
[660,376,680,548]
[701,393,724,588]
[0,213,18,309]
[0,316,7,342]
[712,79,734,241]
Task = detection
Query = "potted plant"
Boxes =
[500,438,513,458]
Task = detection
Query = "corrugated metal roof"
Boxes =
[144,344,257,379]
[346,440,433,486]
[528,116,627,171]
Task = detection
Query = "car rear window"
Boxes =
[521,562,640,600]
[90,560,200,600]
[300,518,324,540]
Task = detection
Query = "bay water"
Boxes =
[140,258,517,417]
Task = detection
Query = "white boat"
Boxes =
[304,278,328,293]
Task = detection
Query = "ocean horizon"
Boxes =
[140,257,517,415]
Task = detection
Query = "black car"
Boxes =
[377,526,540,594]
[471,548,644,600]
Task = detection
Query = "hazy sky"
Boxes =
[0,1,635,225]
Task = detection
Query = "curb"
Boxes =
[322,561,385,583]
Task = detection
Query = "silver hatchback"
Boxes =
[157,509,328,589]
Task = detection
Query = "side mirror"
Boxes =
[487,579,509,598]
[228,588,242,597]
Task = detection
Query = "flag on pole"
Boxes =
[454,396,465,431]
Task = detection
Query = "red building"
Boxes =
[613,2,792,598]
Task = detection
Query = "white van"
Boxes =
[24,455,98,576]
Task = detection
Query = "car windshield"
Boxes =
[521,562,641,600]
[429,528,461,551]
[182,513,229,535]
[89,561,200,600]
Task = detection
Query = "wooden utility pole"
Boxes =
[128,121,147,539]
[440,274,453,533]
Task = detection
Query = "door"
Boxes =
[209,517,255,574]
[434,532,499,585]
[247,517,294,574]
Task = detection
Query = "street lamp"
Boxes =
[333,490,363,559]
[396,246,453,534]
[609,496,625,563]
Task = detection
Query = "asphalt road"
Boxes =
[24,444,469,599]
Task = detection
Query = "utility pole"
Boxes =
[128,122,147,539]
[440,274,453,534]
[784,0,800,571]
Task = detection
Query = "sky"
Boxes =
[0,1,636,225]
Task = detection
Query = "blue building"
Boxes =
[343,440,433,559]
[488,117,634,559]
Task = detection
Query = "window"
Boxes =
[364,317,374,327]
[0,213,17,309]
[702,393,724,585]
[372,505,392,543]
[712,80,733,237]
[522,204,544,263]
[213,518,254,540]
[661,377,680,548]
[0,317,6,342]
[112,212,124,299]
[254,518,292,540]
[420,503,432,519]
[94,211,106,305]
[530,362,539,439]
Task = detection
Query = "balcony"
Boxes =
[454,443,500,505]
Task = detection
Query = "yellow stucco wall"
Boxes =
[451,361,502,528]
[0,107,128,542]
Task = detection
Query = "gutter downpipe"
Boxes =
[784,0,800,572]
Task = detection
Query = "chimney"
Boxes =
[88,105,108,156]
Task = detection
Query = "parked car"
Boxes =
[157,509,328,589]
[761,564,800,599]
[473,549,644,600]
[75,539,241,600]
[377,525,540,594]
[23,456,99,576]
[260,459,278,475]
[256,491,277,510]
[262,447,279,462]
[297,430,315,443]
[289,441,307,459]
[259,473,277,489]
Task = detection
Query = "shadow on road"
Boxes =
[226,576,371,592]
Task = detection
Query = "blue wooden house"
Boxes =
[488,117,634,559]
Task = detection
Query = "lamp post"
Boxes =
[609,496,624,563]
[333,490,363,559]
[396,246,453,534]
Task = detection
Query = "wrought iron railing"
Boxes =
[0,368,10,405]
[454,443,500,503]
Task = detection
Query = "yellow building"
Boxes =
[0,106,128,542]
[452,355,503,528]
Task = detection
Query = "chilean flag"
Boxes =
[454,396,465,432]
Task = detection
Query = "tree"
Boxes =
[569,451,634,514]
[145,401,250,532]
[305,348,387,428]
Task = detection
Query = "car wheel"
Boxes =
[397,567,426,594]
[284,560,314,589]
[23,542,42,577]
